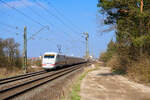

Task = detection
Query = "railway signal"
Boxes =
[83,32,89,59]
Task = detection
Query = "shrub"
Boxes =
[127,55,150,83]
[107,54,127,74]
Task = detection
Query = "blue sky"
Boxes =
[0,0,114,58]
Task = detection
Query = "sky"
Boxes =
[0,0,114,58]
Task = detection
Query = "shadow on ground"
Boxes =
[96,73,116,76]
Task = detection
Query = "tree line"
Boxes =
[0,38,22,68]
[98,0,150,83]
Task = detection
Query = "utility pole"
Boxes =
[57,44,62,54]
[83,32,89,59]
[23,26,27,73]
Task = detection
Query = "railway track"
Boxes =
[0,70,47,85]
[0,63,85,100]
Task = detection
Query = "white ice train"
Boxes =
[42,52,85,70]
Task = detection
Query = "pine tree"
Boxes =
[98,0,150,57]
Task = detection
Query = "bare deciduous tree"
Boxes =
[0,38,22,68]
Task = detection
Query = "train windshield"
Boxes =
[44,54,55,59]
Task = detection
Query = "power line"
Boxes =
[35,1,82,36]
[0,0,44,27]
[0,22,22,31]
[0,22,23,36]
[28,25,49,40]
[46,1,83,33]
[20,0,54,27]
[54,29,85,44]
[43,37,84,55]
[21,0,83,43]
[34,1,84,44]
[0,0,84,45]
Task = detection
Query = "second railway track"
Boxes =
[0,70,47,85]
[0,63,85,100]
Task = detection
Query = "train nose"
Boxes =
[42,63,55,69]
[42,64,47,66]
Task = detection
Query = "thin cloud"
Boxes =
[0,0,34,8]
[0,0,48,9]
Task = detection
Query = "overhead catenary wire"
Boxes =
[34,1,82,36]
[46,1,83,33]
[0,27,14,34]
[0,0,84,44]
[20,0,83,43]
[0,22,23,36]
[20,0,54,27]
[0,0,85,57]
[34,1,84,44]
[0,0,85,54]
[44,0,87,40]
[42,37,84,55]
[0,22,22,32]
[0,0,53,42]
[0,0,44,27]
[28,25,49,40]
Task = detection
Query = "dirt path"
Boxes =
[80,66,150,100]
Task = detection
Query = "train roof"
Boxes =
[43,52,84,59]
[44,52,58,55]
[44,52,65,56]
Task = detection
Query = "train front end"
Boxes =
[42,53,56,69]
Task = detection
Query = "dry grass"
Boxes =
[106,55,127,74]
[107,55,120,68]
[69,63,100,100]
[106,54,150,84]
[0,66,42,79]
[27,66,42,73]
[94,61,104,67]
[127,55,150,83]
[0,67,22,79]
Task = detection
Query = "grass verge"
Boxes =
[70,64,99,100]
